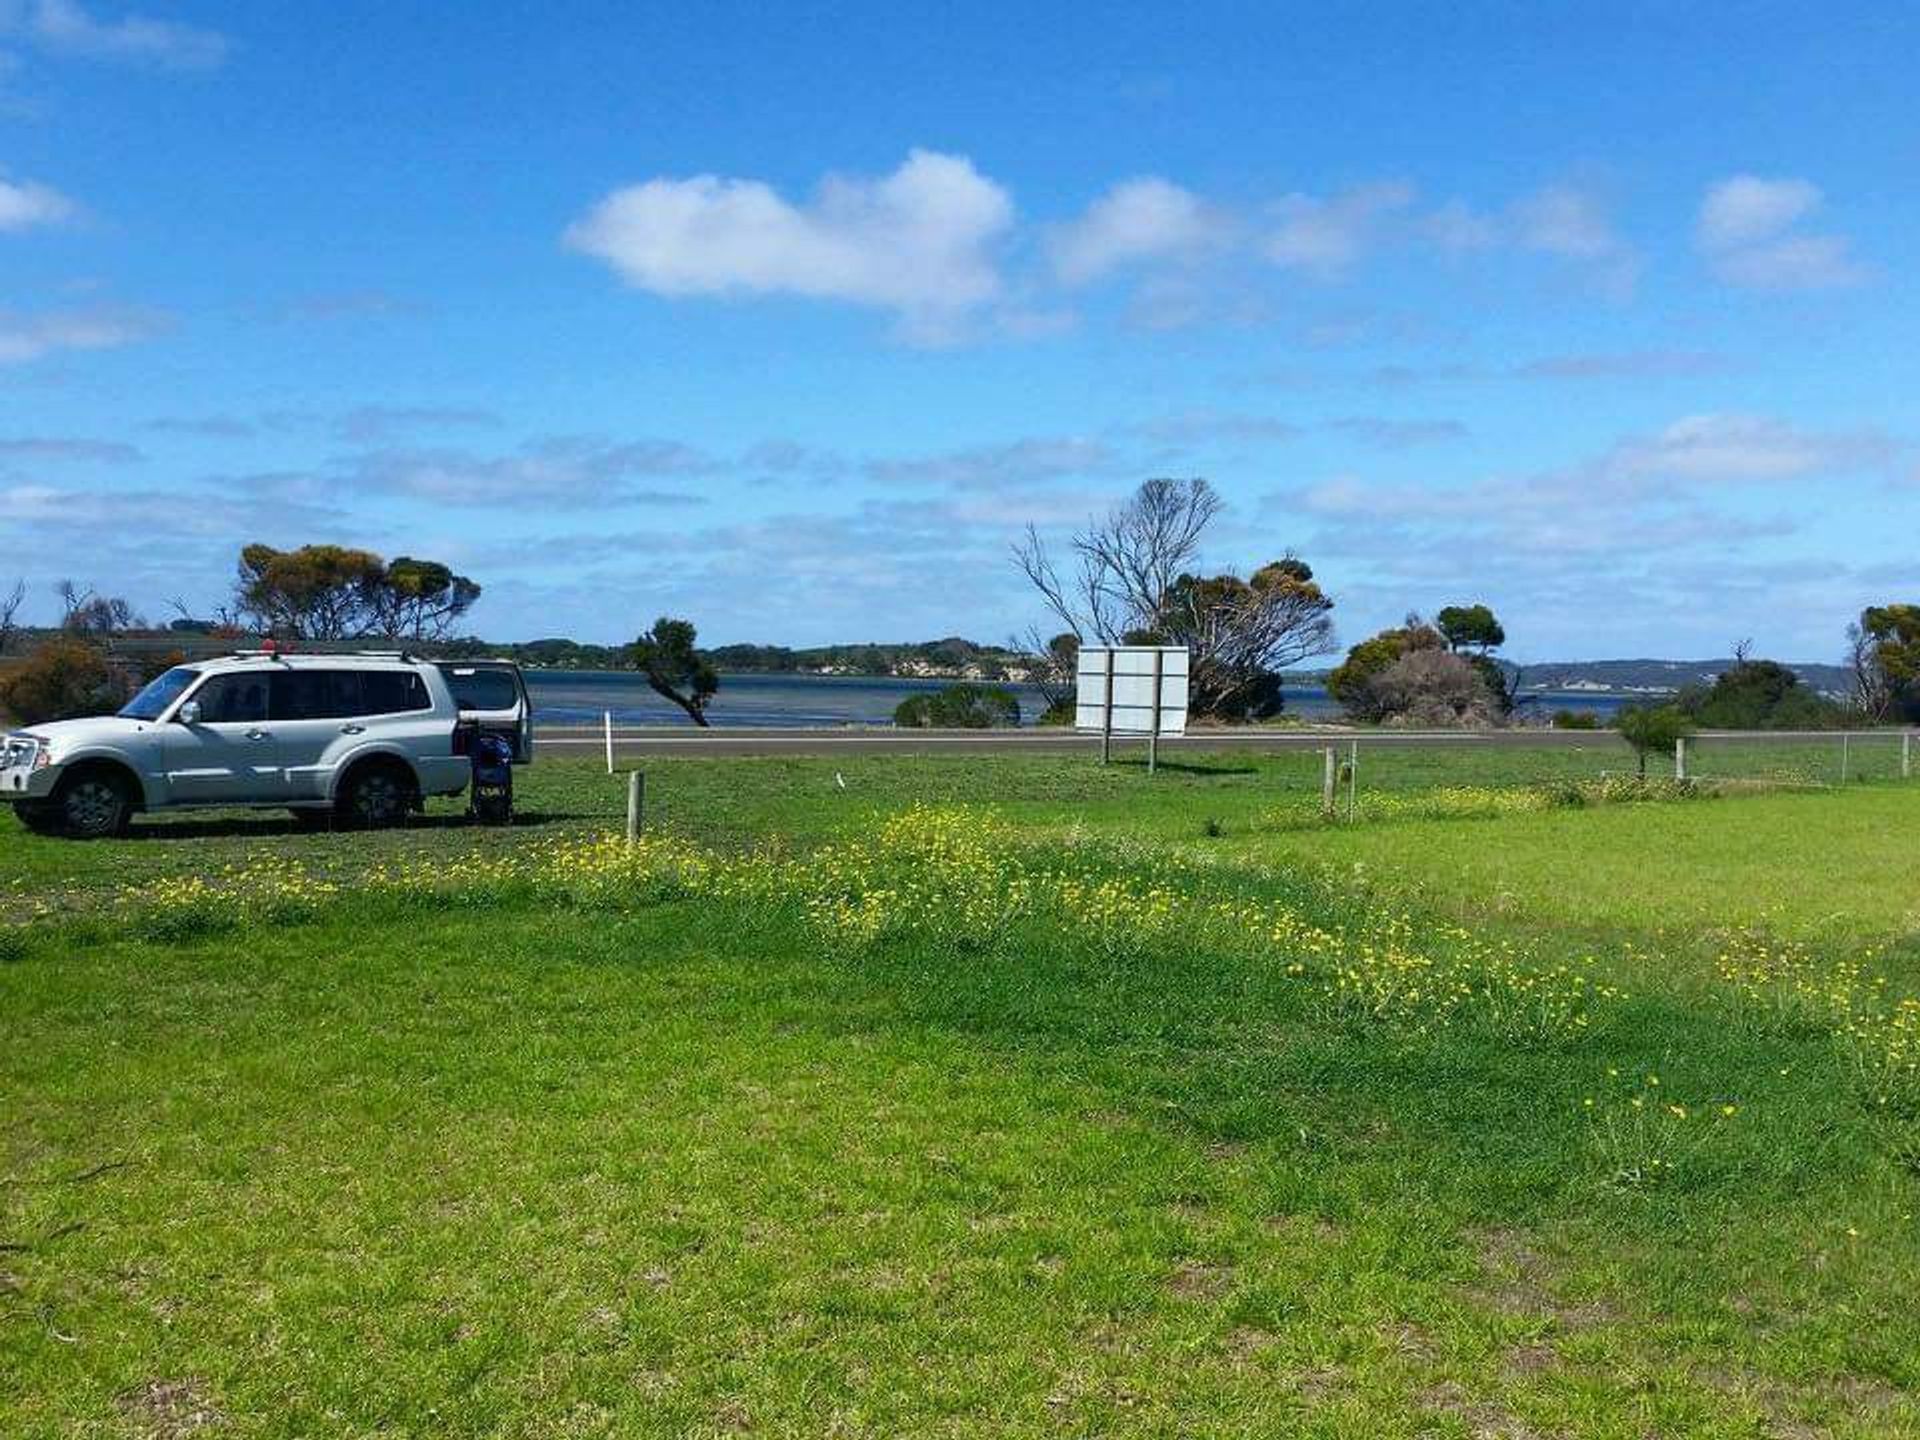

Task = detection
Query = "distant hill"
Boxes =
[12,628,1857,697]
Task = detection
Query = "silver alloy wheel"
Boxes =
[350,770,406,825]
[63,779,123,837]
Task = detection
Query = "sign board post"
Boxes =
[1075,645,1189,770]
[1100,648,1115,765]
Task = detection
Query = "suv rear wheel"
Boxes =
[336,761,415,829]
[51,768,134,839]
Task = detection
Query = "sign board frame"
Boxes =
[1074,645,1190,771]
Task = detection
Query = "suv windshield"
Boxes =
[118,666,201,721]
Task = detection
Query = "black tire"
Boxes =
[335,761,415,830]
[50,768,134,840]
[14,804,62,836]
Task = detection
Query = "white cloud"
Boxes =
[0,434,140,463]
[1271,409,1892,593]
[1423,198,1503,254]
[1264,181,1414,278]
[1422,184,1636,293]
[1,0,228,69]
[341,437,717,507]
[0,173,73,230]
[1610,412,1889,484]
[1696,175,1864,290]
[1696,175,1819,250]
[1048,177,1222,285]
[864,435,1115,492]
[0,305,168,363]
[565,149,1015,343]
[1510,184,1624,262]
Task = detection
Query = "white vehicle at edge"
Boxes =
[0,651,532,839]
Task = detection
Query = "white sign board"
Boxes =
[1075,646,1189,736]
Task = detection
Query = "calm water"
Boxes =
[527,670,1637,728]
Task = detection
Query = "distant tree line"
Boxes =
[5,514,1920,734]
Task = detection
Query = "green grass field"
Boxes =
[5,750,1919,1436]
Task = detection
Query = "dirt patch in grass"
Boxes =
[1166,1258,1234,1302]
[1419,1380,1542,1440]
[1468,1228,1619,1330]
[117,1379,222,1437]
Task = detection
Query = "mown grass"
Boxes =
[4,751,1919,1435]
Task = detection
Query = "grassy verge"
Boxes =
[4,754,1918,1434]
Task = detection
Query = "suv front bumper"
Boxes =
[1,737,57,802]
[0,762,57,801]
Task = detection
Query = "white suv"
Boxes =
[0,652,531,838]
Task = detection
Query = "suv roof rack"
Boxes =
[223,648,425,663]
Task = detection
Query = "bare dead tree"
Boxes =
[1013,479,1335,720]
[1846,620,1892,722]
[1012,478,1222,643]
[0,578,23,654]
[56,580,140,637]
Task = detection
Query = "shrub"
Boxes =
[1369,649,1502,728]
[1551,708,1600,730]
[1036,696,1076,727]
[894,683,1021,729]
[0,637,126,724]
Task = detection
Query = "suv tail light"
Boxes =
[451,723,473,756]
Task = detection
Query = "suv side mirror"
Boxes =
[177,701,201,725]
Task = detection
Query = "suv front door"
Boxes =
[164,672,280,803]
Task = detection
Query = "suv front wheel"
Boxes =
[336,761,415,829]
[51,768,134,839]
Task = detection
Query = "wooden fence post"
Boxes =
[1347,740,1359,823]
[1322,746,1337,818]
[626,770,644,842]
[1674,736,1687,781]
[1904,731,1913,780]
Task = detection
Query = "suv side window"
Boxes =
[445,669,518,711]
[359,670,432,715]
[191,674,269,724]
[271,670,363,720]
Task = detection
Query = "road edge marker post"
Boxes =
[1905,731,1913,780]
[1348,740,1359,823]
[1322,746,1337,819]
[1841,732,1851,786]
[1674,736,1687,781]
[604,710,614,775]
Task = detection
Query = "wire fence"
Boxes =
[1680,731,1912,787]
[1235,731,1918,827]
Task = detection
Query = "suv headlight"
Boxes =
[32,748,52,770]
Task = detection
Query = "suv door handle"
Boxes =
[245,729,270,741]
[339,723,366,735]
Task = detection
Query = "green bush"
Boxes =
[1617,703,1694,777]
[0,637,125,724]
[1550,708,1600,730]
[893,683,1021,729]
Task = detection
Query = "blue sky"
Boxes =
[0,1,1914,661]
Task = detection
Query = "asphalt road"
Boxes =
[531,723,1640,759]
[529,723,1910,760]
